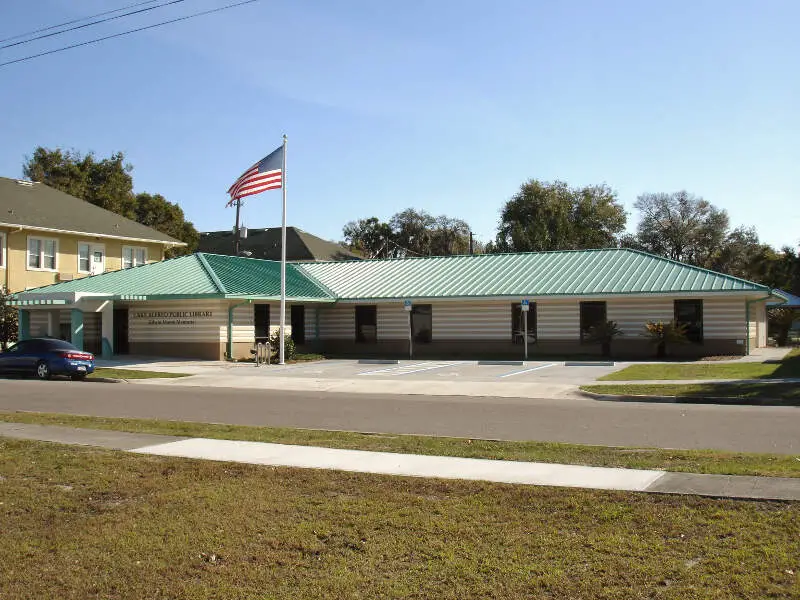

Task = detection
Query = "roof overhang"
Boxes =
[0,221,186,246]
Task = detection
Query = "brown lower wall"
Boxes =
[312,338,747,359]
[128,342,224,361]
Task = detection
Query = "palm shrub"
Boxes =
[585,320,623,357]
[768,307,797,347]
[643,320,688,358]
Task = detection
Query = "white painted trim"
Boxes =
[26,234,59,272]
[0,231,5,269]
[0,221,185,246]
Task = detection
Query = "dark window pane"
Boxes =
[355,306,377,343]
[411,304,432,344]
[254,304,270,343]
[674,300,703,344]
[511,303,537,344]
[580,301,607,342]
[291,305,305,345]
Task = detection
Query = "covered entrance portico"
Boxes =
[14,293,118,359]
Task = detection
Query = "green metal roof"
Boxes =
[19,253,335,301]
[17,249,770,303]
[297,248,770,300]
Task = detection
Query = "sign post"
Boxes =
[404,300,413,359]
[521,299,530,361]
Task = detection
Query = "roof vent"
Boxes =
[16,179,34,187]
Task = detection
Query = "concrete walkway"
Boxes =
[2,422,798,501]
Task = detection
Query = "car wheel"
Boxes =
[70,374,87,381]
[36,361,51,380]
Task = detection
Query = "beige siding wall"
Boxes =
[129,301,227,344]
[378,304,408,339]
[29,311,50,336]
[305,306,318,340]
[229,302,295,344]
[319,305,355,339]
[606,298,673,336]
[430,301,509,340]
[704,298,746,340]
[538,300,581,339]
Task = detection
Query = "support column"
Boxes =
[18,309,30,341]
[46,310,59,337]
[70,309,84,351]
[100,301,114,359]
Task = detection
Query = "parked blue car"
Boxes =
[0,338,95,380]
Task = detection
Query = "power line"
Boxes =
[2,0,192,50]
[0,0,160,43]
[0,0,260,68]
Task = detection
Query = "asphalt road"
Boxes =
[0,380,798,454]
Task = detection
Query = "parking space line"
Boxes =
[394,362,461,376]
[358,362,430,376]
[498,363,557,378]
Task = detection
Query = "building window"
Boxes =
[27,236,57,271]
[78,243,91,273]
[355,305,377,343]
[0,232,5,268]
[579,301,607,342]
[254,304,270,344]
[675,299,703,344]
[411,304,432,343]
[512,303,537,343]
[291,305,306,345]
[122,246,147,269]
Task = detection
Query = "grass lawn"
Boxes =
[582,382,800,401]
[89,367,190,380]
[2,411,799,478]
[1,439,798,600]
[601,348,800,381]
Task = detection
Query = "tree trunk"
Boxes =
[656,341,666,359]
[601,342,611,357]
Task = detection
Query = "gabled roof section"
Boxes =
[296,248,771,300]
[18,253,335,301]
[201,253,335,299]
[198,226,360,262]
[0,177,183,245]
[21,254,222,297]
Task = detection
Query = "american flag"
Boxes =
[226,145,283,206]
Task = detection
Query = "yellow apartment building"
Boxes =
[1,177,185,294]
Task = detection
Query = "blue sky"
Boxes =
[1,0,798,250]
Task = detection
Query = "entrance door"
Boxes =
[113,308,129,354]
[291,305,305,344]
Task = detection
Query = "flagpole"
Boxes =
[279,134,288,365]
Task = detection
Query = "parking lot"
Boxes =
[250,359,621,385]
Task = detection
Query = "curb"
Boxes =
[85,377,128,384]
[578,390,798,407]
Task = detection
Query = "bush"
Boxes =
[0,286,18,351]
[643,320,688,358]
[585,320,623,357]
[269,329,296,361]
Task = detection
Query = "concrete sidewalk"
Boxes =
[2,422,799,501]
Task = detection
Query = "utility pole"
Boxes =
[469,231,474,255]
[233,198,242,256]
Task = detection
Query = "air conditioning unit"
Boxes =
[57,273,74,281]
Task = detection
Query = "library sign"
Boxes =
[133,310,213,326]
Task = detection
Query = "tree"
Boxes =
[343,209,474,258]
[585,320,623,357]
[0,287,18,350]
[493,180,626,252]
[23,147,198,254]
[632,191,729,266]
[342,217,397,259]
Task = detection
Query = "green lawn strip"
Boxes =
[582,382,800,401]
[89,367,191,379]
[2,411,798,478]
[600,348,800,381]
[1,439,798,600]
